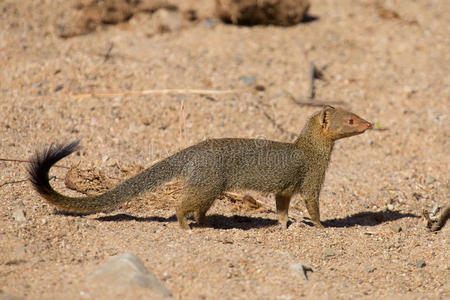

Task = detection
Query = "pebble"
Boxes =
[365,266,376,273]
[391,224,402,233]
[416,260,426,268]
[54,84,64,92]
[323,249,336,258]
[430,203,440,216]
[14,245,26,259]
[5,245,27,265]
[205,19,217,28]
[425,176,436,185]
[87,253,172,297]
[240,76,256,85]
[290,262,313,280]
[13,209,26,222]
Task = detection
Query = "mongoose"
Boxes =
[28,106,372,230]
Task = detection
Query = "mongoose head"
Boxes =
[318,105,372,140]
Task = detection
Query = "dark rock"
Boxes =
[215,0,310,26]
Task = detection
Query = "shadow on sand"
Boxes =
[91,209,419,230]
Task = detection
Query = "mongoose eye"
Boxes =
[348,119,354,125]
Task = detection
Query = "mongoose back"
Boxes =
[29,106,372,229]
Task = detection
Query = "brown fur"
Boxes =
[28,106,371,230]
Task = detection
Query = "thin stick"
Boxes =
[285,90,346,107]
[225,192,263,209]
[308,62,316,99]
[251,102,297,140]
[0,179,28,188]
[103,42,114,62]
[422,205,450,232]
[179,100,187,148]
[74,87,255,99]
[0,158,70,169]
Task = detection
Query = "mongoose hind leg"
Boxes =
[176,186,219,229]
[275,193,292,230]
[176,204,191,230]
[193,196,217,227]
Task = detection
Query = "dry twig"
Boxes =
[285,90,346,108]
[308,62,316,99]
[74,87,256,99]
[0,158,70,169]
[250,102,297,140]
[0,179,28,188]
[225,192,264,210]
[422,204,450,232]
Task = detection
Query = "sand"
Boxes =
[0,0,448,299]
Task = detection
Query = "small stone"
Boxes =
[54,84,64,92]
[365,266,376,273]
[275,250,290,257]
[387,204,394,210]
[425,176,436,185]
[88,253,171,297]
[430,203,440,216]
[412,192,423,201]
[290,262,313,280]
[152,9,183,33]
[240,75,256,85]
[205,19,217,28]
[13,209,26,222]
[391,224,402,233]
[323,249,336,258]
[416,260,426,268]
[5,245,27,265]
[0,291,20,299]
[14,245,26,259]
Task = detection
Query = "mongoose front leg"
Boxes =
[275,193,292,230]
[304,196,324,228]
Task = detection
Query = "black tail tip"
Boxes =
[28,140,82,194]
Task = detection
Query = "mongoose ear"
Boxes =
[319,106,334,129]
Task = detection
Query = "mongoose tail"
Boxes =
[28,140,184,214]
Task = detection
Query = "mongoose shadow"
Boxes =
[93,210,419,230]
[95,213,178,223]
[301,15,319,23]
[93,213,278,230]
[55,211,179,224]
[319,210,420,228]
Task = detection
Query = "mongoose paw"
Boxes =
[279,221,289,231]
[178,222,192,230]
[315,221,325,229]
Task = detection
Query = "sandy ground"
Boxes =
[1,0,449,299]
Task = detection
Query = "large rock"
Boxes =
[55,0,204,38]
[87,253,172,297]
[215,0,310,26]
